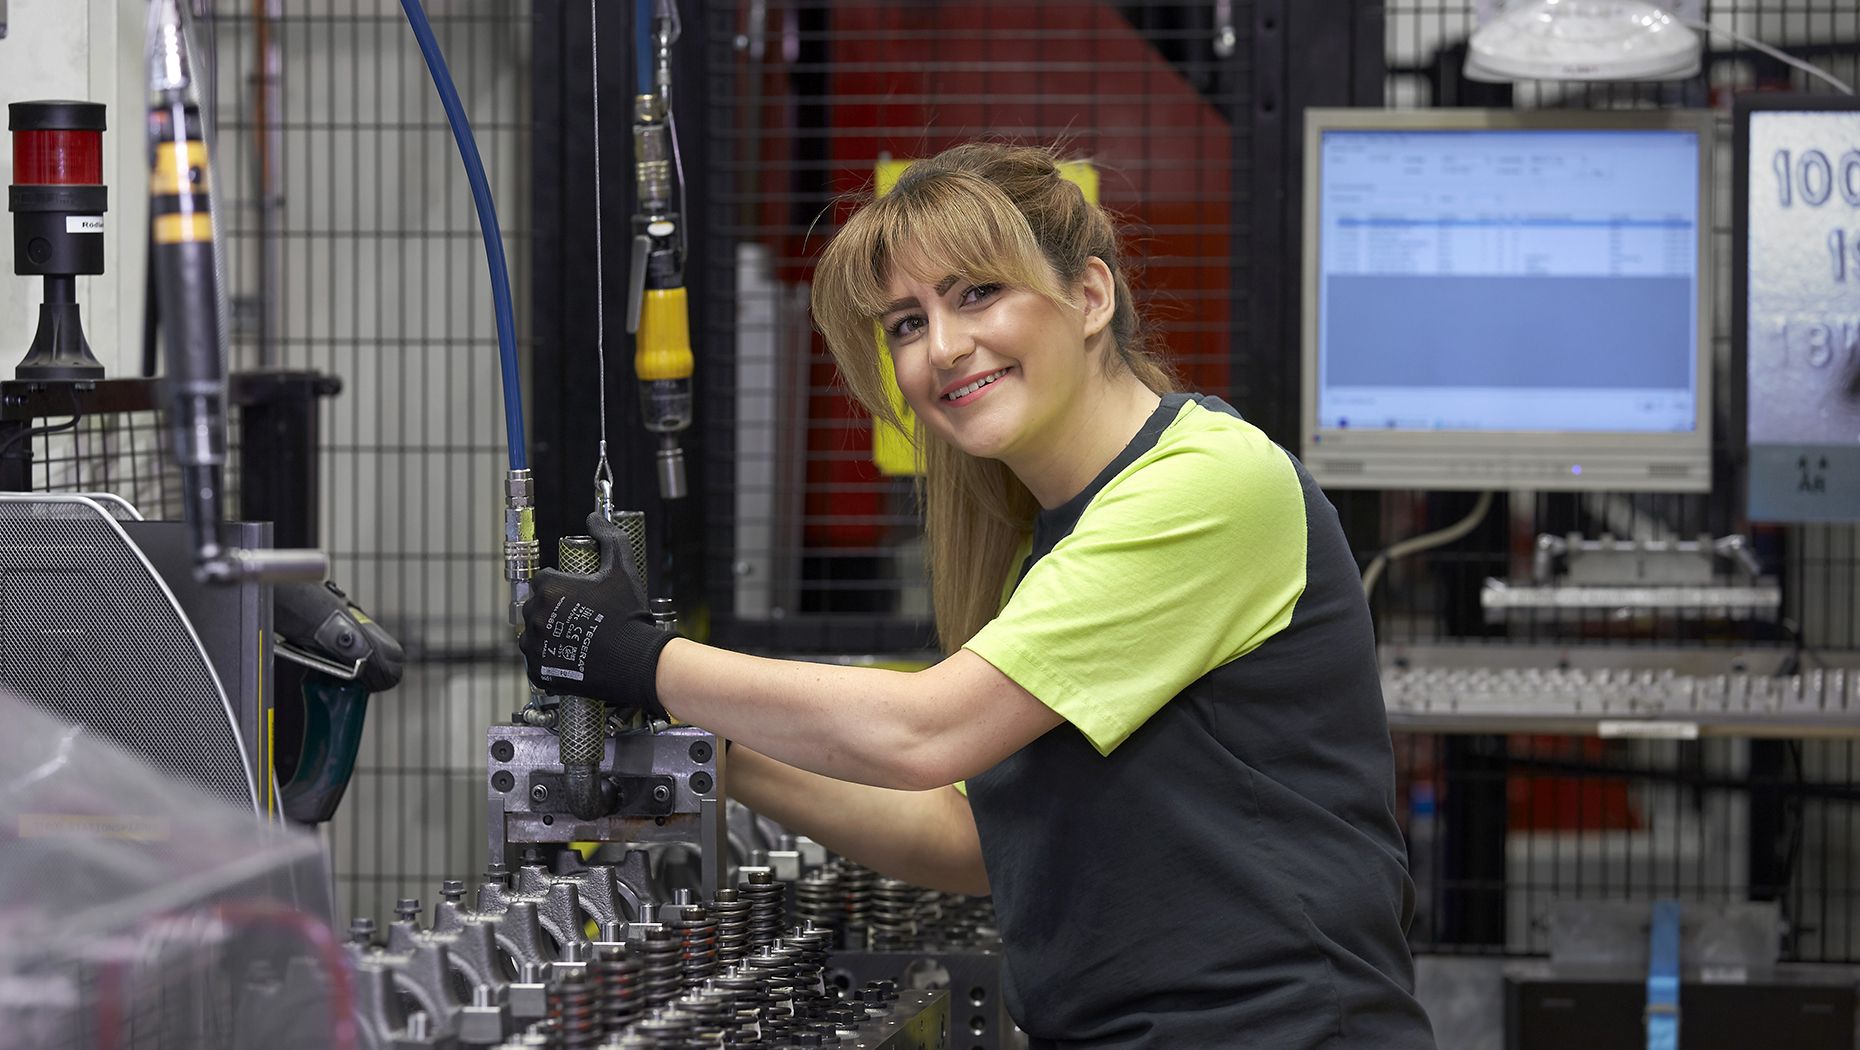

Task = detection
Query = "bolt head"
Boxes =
[531,783,550,803]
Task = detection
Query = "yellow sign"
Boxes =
[868,158,1098,476]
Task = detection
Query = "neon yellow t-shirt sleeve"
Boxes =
[963,413,1308,755]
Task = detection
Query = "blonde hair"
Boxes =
[811,143,1177,653]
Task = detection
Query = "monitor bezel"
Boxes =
[1299,107,1715,492]
[1734,93,1860,522]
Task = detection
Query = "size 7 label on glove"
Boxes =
[538,598,604,681]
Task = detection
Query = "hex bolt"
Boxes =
[441,879,466,904]
[531,783,550,804]
[483,862,510,887]
[348,917,377,945]
[394,897,421,923]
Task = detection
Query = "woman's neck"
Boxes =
[1010,370,1164,510]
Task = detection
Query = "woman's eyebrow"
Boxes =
[880,276,961,317]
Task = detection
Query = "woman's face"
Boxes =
[879,264,1095,468]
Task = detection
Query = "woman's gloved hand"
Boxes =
[519,512,673,719]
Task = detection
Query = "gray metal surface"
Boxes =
[0,493,255,809]
[486,723,727,897]
[1383,662,1860,737]
[1480,581,1782,618]
[858,989,951,1050]
[830,950,1013,1050]
[1547,901,1782,975]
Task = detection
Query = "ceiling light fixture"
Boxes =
[1466,0,1702,83]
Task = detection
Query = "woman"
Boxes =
[521,143,1436,1048]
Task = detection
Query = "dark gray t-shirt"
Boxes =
[964,393,1435,1048]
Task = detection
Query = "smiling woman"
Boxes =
[813,144,1178,650]
[520,142,1437,1049]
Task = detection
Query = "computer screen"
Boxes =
[1300,109,1713,492]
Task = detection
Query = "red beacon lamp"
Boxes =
[9,100,108,379]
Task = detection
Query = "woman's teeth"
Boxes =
[944,369,1008,401]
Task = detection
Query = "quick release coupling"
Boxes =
[504,469,539,627]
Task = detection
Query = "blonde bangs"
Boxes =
[811,170,1061,427]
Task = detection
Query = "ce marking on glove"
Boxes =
[538,598,605,684]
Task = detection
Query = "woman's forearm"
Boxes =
[654,639,1062,792]
[728,745,989,897]
[656,639,942,789]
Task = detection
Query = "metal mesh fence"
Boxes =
[200,0,534,925]
[698,0,1253,650]
[1379,0,1860,963]
[1,409,188,521]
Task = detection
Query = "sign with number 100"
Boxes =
[1769,146,1860,281]
[1744,101,1860,522]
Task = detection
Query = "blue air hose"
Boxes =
[398,0,527,471]
[637,0,657,94]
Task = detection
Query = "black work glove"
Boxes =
[519,512,674,719]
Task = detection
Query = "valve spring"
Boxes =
[672,990,731,1045]
[783,924,831,1003]
[548,968,602,1049]
[738,870,786,950]
[791,871,841,946]
[740,948,797,1040]
[630,1009,694,1050]
[867,877,921,952]
[708,966,766,1037]
[595,944,646,1033]
[767,941,807,1006]
[947,894,1002,948]
[833,862,874,944]
[640,927,684,1008]
[671,905,720,989]
[522,1016,558,1049]
[709,888,753,965]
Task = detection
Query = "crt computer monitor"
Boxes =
[1300,109,1713,492]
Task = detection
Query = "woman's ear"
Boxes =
[1080,256,1116,342]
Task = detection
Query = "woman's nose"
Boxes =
[927,317,973,371]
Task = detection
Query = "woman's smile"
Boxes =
[940,366,1015,406]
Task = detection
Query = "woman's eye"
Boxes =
[962,283,1000,305]
[884,315,924,340]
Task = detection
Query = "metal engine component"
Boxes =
[486,723,727,899]
[347,925,470,1047]
[555,534,609,821]
[476,878,588,963]
[512,855,647,933]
